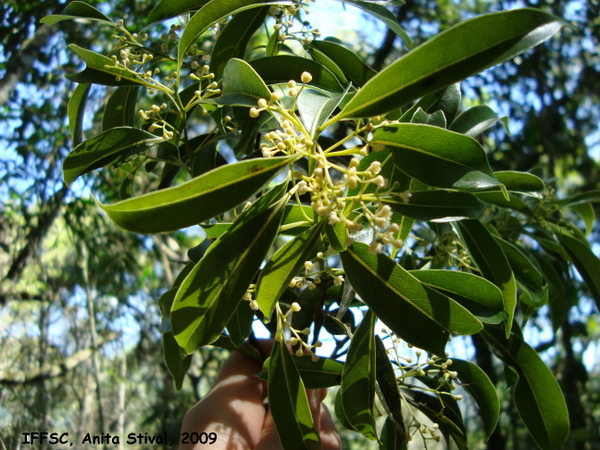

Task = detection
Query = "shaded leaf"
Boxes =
[102,86,140,131]
[163,331,192,391]
[456,220,517,336]
[483,326,570,449]
[310,40,377,86]
[68,83,91,146]
[171,197,285,354]
[226,302,255,347]
[101,156,293,234]
[63,127,158,186]
[213,58,272,107]
[146,0,210,24]
[269,337,322,449]
[495,171,545,192]
[373,124,503,191]
[341,310,378,440]
[41,1,115,25]
[494,237,544,291]
[298,89,345,137]
[450,358,500,440]
[558,233,600,311]
[259,355,344,389]
[450,105,506,137]
[335,9,564,119]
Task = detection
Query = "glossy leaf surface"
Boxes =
[41,1,115,25]
[386,190,484,222]
[373,124,502,191]
[101,156,293,234]
[336,9,564,119]
[171,198,284,354]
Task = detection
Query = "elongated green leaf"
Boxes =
[450,105,504,137]
[226,301,255,346]
[424,83,461,124]
[171,198,285,354]
[41,1,115,25]
[63,127,158,186]
[475,191,532,215]
[494,237,544,291]
[450,358,500,440]
[341,310,378,440]
[269,337,322,449]
[495,171,545,192]
[410,270,505,324]
[341,243,482,355]
[483,326,569,449]
[213,58,272,107]
[256,221,325,319]
[456,220,517,336]
[386,190,484,222]
[178,0,291,67]
[567,202,595,237]
[68,83,91,146]
[298,89,345,137]
[310,40,376,86]
[163,331,192,390]
[558,233,600,311]
[335,9,564,119]
[380,418,408,450]
[147,0,210,24]
[210,7,269,80]
[102,86,140,131]
[375,336,406,443]
[373,124,502,191]
[340,0,413,50]
[558,189,600,206]
[259,355,344,389]
[101,156,293,234]
[250,56,345,92]
[68,44,153,88]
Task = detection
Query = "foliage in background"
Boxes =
[1,0,599,449]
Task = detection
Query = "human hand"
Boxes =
[179,344,341,450]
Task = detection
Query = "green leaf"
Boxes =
[483,326,569,449]
[341,243,483,355]
[297,89,345,137]
[226,302,255,347]
[41,1,115,25]
[335,9,564,119]
[310,40,376,86]
[450,105,504,137]
[340,0,413,50]
[411,108,447,128]
[250,56,345,92]
[214,58,272,107]
[68,83,91,146]
[559,189,600,206]
[102,86,140,131]
[558,233,600,311]
[494,171,545,192]
[380,418,408,450]
[341,310,378,440]
[210,7,269,80]
[101,156,293,234]
[375,336,406,443]
[450,358,500,440]
[146,0,210,24]
[63,127,158,186]
[373,124,503,191]
[259,355,344,389]
[269,337,322,449]
[163,331,192,391]
[386,190,484,222]
[171,198,285,354]
[178,0,291,68]
[567,202,595,237]
[424,83,461,124]
[256,220,325,319]
[494,237,544,291]
[409,270,505,324]
[67,44,153,88]
[456,220,517,336]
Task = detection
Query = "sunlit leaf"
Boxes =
[483,326,569,449]
[256,220,325,319]
[450,105,504,137]
[298,89,345,137]
[310,40,377,86]
[171,197,285,354]
[372,124,503,191]
[341,243,483,355]
[101,156,294,234]
[335,9,565,119]
[341,310,378,440]
[63,127,158,186]
[41,1,115,25]
[495,171,545,192]
[213,58,272,107]
[269,337,322,449]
